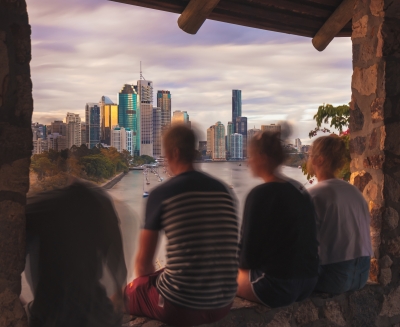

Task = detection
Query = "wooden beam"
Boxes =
[312,0,355,51]
[177,0,221,34]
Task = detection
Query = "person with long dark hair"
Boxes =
[237,132,319,307]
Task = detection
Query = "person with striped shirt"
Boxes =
[125,125,239,326]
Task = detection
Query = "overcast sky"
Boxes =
[28,0,352,144]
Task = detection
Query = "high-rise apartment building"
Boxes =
[261,124,281,138]
[47,133,67,152]
[232,90,242,133]
[50,121,67,136]
[100,96,118,145]
[118,84,139,156]
[153,107,161,158]
[66,112,81,149]
[137,80,153,157]
[81,123,87,146]
[207,122,226,161]
[85,103,101,149]
[32,139,48,155]
[172,110,190,126]
[295,138,302,149]
[157,90,171,132]
[230,133,243,160]
[248,128,261,141]
[111,126,134,156]
[236,117,248,158]
[32,123,46,140]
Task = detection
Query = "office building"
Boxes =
[248,128,261,140]
[230,133,243,160]
[207,122,226,161]
[65,112,81,149]
[157,90,171,132]
[172,110,190,126]
[118,84,140,156]
[85,103,101,149]
[236,116,248,158]
[137,80,153,157]
[47,133,67,152]
[261,124,281,137]
[32,123,46,140]
[226,121,233,158]
[153,107,161,158]
[32,139,48,155]
[111,125,134,156]
[100,96,118,145]
[232,90,242,133]
[81,123,87,146]
[49,120,67,136]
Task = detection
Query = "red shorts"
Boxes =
[125,270,232,327]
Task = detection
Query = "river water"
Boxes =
[21,163,310,300]
[108,163,311,282]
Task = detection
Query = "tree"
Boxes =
[303,103,351,181]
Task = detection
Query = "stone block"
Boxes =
[380,286,400,317]
[388,237,400,257]
[0,30,9,109]
[370,0,385,17]
[363,155,384,169]
[385,174,400,202]
[352,15,369,39]
[370,258,379,283]
[352,171,372,192]
[295,300,319,326]
[370,206,383,229]
[379,255,393,269]
[349,287,382,326]
[323,301,346,326]
[349,102,364,132]
[378,268,392,286]
[371,97,384,122]
[352,64,378,96]
[266,309,292,327]
[0,158,30,194]
[383,207,399,230]
[350,136,367,155]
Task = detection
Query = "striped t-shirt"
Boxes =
[144,170,239,310]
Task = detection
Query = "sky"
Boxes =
[28,0,353,144]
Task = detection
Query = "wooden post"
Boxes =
[312,0,356,51]
[177,0,220,35]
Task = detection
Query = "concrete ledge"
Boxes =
[122,284,400,327]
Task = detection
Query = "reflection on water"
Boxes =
[107,163,310,282]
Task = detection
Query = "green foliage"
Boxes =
[132,155,156,166]
[303,103,351,181]
[81,155,115,179]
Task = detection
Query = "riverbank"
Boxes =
[101,171,127,189]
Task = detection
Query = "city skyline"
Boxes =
[29,0,352,145]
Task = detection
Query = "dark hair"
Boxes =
[250,131,285,168]
[163,125,197,164]
[312,135,346,174]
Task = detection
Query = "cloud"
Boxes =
[28,0,353,142]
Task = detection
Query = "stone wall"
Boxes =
[0,0,32,326]
[350,0,400,286]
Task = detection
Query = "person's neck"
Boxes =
[316,170,336,182]
[172,163,195,176]
[259,170,284,183]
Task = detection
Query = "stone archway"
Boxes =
[0,0,399,326]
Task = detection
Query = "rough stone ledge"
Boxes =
[122,283,400,327]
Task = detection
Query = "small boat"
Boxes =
[298,165,302,169]
[143,192,149,198]
[146,181,150,185]
[238,163,242,166]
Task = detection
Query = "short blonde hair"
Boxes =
[311,135,346,174]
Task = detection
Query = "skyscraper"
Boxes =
[236,117,248,158]
[111,125,134,156]
[172,110,190,126]
[118,84,139,156]
[100,96,118,145]
[50,120,67,136]
[248,128,261,141]
[226,121,233,158]
[230,133,243,160]
[157,90,171,133]
[232,90,242,133]
[137,80,153,157]
[85,103,101,149]
[66,112,81,149]
[153,107,161,158]
[207,122,226,161]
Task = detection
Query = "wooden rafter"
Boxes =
[178,0,221,34]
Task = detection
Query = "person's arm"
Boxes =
[134,229,159,277]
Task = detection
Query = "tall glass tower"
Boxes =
[236,117,248,158]
[85,103,100,149]
[118,84,140,156]
[232,90,242,133]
